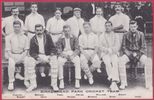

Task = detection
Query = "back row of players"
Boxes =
[2,3,152,92]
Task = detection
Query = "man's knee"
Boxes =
[119,55,129,67]
[73,56,80,64]
[24,57,36,68]
[102,55,110,65]
[140,55,147,64]
[8,57,15,66]
[49,56,58,67]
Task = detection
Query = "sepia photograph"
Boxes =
[1,1,153,99]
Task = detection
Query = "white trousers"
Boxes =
[58,51,81,80]
[8,54,27,83]
[102,54,119,82]
[80,50,101,78]
[119,54,152,88]
[25,55,58,86]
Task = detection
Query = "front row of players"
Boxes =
[6,20,152,92]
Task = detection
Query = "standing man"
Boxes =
[5,21,28,91]
[27,24,59,91]
[66,8,84,38]
[90,7,106,36]
[57,25,81,89]
[25,3,45,40]
[99,21,120,91]
[2,7,24,37]
[46,8,66,45]
[109,3,130,49]
[119,20,152,90]
[79,22,101,85]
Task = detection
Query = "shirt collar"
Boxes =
[61,34,73,38]
[30,12,39,16]
[11,15,19,20]
[53,16,62,20]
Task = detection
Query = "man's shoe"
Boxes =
[59,79,64,89]
[8,82,14,91]
[24,81,30,88]
[26,85,37,92]
[52,85,59,91]
[110,82,119,92]
[75,79,80,89]
[89,77,94,85]
[15,73,24,80]
[119,84,126,90]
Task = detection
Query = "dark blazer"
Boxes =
[29,32,57,60]
[57,35,80,56]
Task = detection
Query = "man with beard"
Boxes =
[119,20,152,90]
[66,8,84,38]
[26,24,59,92]
[90,7,107,71]
[2,7,24,36]
[57,25,81,89]
[109,3,130,51]
[90,7,106,37]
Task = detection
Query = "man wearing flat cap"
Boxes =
[66,7,84,38]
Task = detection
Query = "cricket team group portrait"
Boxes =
[1,1,153,99]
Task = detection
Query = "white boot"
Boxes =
[52,78,59,91]
[24,80,30,88]
[110,82,119,92]
[89,77,94,85]
[26,85,37,92]
[59,79,64,89]
[75,79,80,89]
[8,82,14,91]
[119,84,126,90]
[26,79,37,92]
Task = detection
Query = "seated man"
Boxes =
[5,20,29,91]
[57,25,81,89]
[26,24,59,92]
[119,20,152,90]
[79,22,101,85]
[99,21,120,91]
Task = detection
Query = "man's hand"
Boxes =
[108,48,112,55]
[61,53,69,59]
[37,57,44,63]
[69,54,76,61]
[83,53,90,60]
[133,52,137,57]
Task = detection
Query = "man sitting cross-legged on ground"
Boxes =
[25,24,59,92]
[119,20,152,90]
[79,22,101,85]
[5,20,29,91]
[57,25,81,89]
[99,21,120,91]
